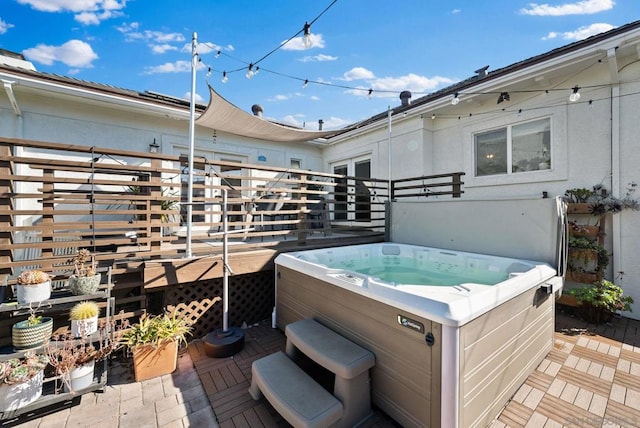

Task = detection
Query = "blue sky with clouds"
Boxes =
[1,0,638,130]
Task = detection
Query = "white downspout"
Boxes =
[606,47,621,281]
[2,80,23,137]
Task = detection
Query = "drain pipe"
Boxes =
[606,47,622,282]
[3,80,22,117]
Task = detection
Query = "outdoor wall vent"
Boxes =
[400,90,412,107]
[251,104,263,117]
[475,65,489,78]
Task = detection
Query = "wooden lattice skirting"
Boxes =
[164,270,275,340]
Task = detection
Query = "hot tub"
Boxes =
[275,242,562,428]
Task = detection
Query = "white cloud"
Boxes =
[520,0,614,16]
[23,39,98,67]
[542,23,615,40]
[144,60,205,74]
[0,18,14,34]
[342,67,375,81]
[282,34,325,51]
[452,9,461,14]
[18,0,127,25]
[269,94,291,101]
[151,44,178,54]
[300,54,338,63]
[183,91,204,103]
[345,72,456,99]
[186,42,234,55]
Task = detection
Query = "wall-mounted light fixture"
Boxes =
[149,138,160,153]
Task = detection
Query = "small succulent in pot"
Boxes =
[15,270,52,304]
[0,352,49,385]
[69,301,100,338]
[0,353,49,385]
[17,270,51,286]
[67,249,101,296]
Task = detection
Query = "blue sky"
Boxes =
[1,0,639,130]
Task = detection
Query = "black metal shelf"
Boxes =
[0,268,113,423]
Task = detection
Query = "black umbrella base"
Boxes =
[203,327,245,358]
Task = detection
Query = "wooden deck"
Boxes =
[189,307,640,428]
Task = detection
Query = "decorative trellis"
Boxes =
[165,270,275,340]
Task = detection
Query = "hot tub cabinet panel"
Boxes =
[458,285,554,427]
[276,266,442,428]
[275,243,561,428]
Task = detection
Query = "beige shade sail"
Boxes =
[195,85,348,143]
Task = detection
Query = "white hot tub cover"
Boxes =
[195,86,349,143]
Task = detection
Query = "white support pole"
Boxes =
[222,189,230,332]
[186,32,197,258]
[387,106,392,197]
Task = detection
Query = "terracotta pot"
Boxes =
[131,339,178,382]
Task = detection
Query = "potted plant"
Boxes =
[16,270,51,304]
[46,318,121,393]
[67,249,101,295]
[0,352,49,411]
[566,279,634,324]
[69,301,100,338]
[121,311,192,382]
[12,307,54,351]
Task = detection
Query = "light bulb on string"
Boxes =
[303,79,309,89]
[246,63,254,79]
[569,86,581,102]
[367,89,373,100]
[221,71,228,83]
[303,22,312,49]
[215,50,221,58]
[451,93,460,105]
[206,67,211,78]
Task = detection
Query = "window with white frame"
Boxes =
[474,118,551,177]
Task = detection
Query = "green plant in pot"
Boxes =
[121,311,192,382]
[69,301,100,338]
[16,270,51,304]
[67,249,101,295]
[12,306,54,351]
[0,352,49,412]
[566,279,634,324]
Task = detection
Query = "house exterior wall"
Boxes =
[323,42,640,317]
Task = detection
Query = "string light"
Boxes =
[246,63,254,79]
[215,50,221,58]
[303,79,309,89]
[496,92,510,104]
[221,71,228,83]
[303,22,312,49]
[368,88,373,100]
[451,93,460,105]
[569,86,581,102]
[206,67,212,78]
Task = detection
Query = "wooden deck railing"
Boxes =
[0,137,464,281]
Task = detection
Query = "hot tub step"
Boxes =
[249,351,343,428]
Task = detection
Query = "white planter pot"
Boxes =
[70,315,99,338]
[0,370,44,412]
[64,360,95,393]
[16,281,51,304]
